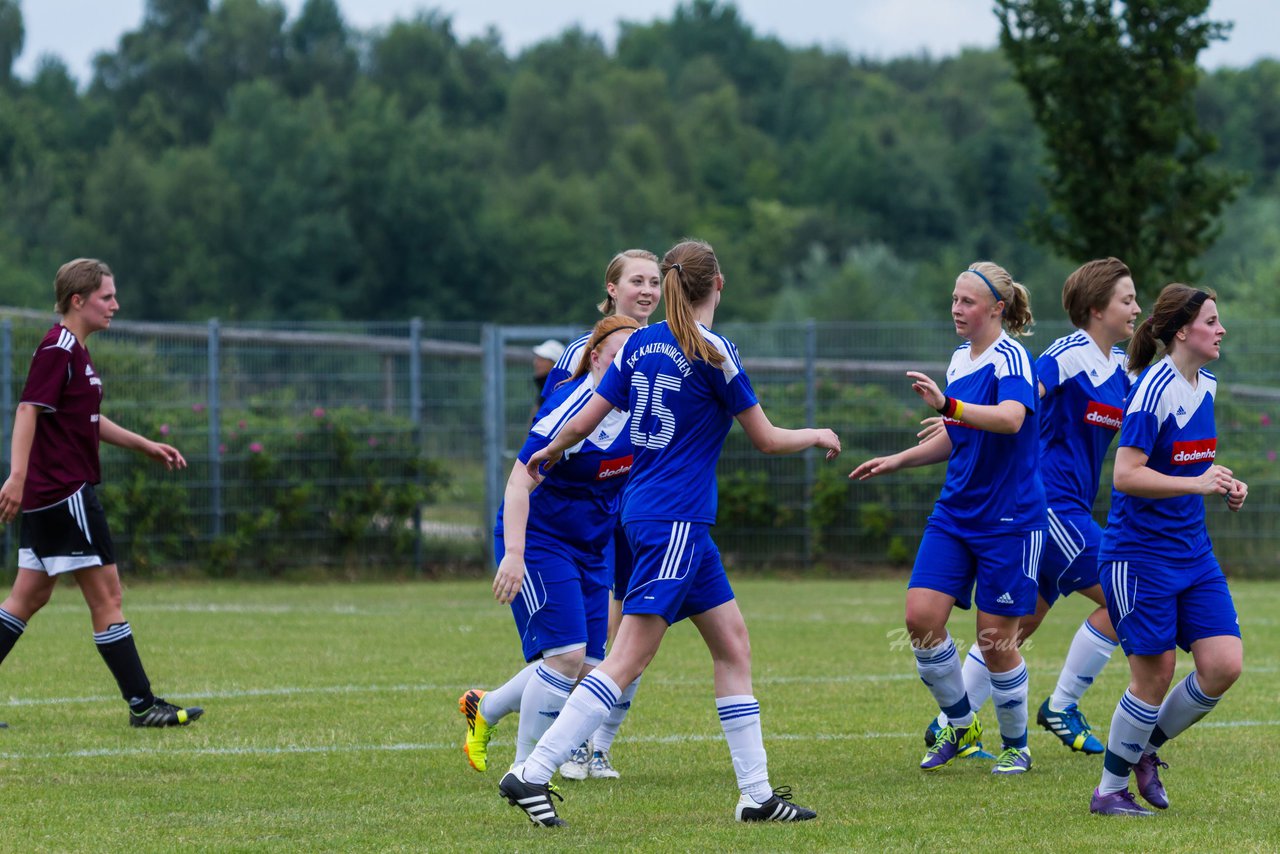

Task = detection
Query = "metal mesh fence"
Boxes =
[3,310,1277,577]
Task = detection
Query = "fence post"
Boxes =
[803,319,817,563]
[481,324,500,565]
[409,317,423,572]
[1,319,10,562]
[208,319,222,539]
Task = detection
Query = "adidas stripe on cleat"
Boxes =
[130,698,203,728]
[735,787,817,822]
[458,688,497,772]
[1036,698,1104,754]
[499,769,566,827]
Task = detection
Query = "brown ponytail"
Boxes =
[661,240,724,368]
[966,261,1034,337]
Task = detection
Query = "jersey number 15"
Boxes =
[630,374,681,450]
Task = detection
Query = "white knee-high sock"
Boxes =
[988,661,1029,749]
[718,695,772,803]
[521,671,622,786]
[1148,671,1219,750]
[938,647,990,727]
[1049,619,1117,710]
[1099,690,1159,794]
[912,633,973,727]
[479,661,539,724]
[591,673,641,754]
[515,664,575,764]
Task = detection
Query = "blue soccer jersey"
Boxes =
[496,372,634,561]
[540,331,590,401]
[596,321,758,525]
[932,332,1046,533]
[1100,356,1219,563]
[1036,332,1132,514]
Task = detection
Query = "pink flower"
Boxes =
[312,407,326,418]
[159,424,170,436]
[192,403,206,413]
[238,419,247,430]
[1268,450,1276,463]
[368,436,379,447]
[1262,413,1272,427]
[218,443,227,455]
[249,442,264,454]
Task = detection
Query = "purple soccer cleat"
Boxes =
[920,719,983,771]
[1090,787,1154,817]
[1133,752,1169,809]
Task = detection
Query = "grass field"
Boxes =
[0,577,1275,852]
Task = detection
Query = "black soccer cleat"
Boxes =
[130,698,204,728]
[499,769,567,827]
[735,786,817,822]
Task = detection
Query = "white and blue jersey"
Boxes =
[497,372,634,561]
[540,332,590,401]
[1034,333,1131,602]
[495,372,634,661]
[596,321,759,526]
[931,332,1046,534]
[1037,332,1131,514]
[1100,356,1218,564]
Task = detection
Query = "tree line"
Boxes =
[2,0,1279,325]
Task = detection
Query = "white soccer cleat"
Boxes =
[587,749,620,779]
[558,740,590,780]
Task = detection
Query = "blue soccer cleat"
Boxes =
[1037,697,1104,754]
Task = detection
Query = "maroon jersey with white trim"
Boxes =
[18,325,103,508]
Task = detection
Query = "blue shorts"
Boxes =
[1039,507,1103,607]
[495,532,610,663]
[909,520,1043,616]
[611,525,634,600]
[1100,553,1241,656]
[622,521,735,625]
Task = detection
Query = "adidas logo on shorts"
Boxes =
[996,592,1014,605]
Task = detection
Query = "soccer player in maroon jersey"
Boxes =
[0,258,204,728]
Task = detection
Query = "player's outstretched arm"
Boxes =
[98,415,187,471]
[526,393,616,482]
[849,426,951,481]
[734,404,840,459]
[1113,446,1235,500]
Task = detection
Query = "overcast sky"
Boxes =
[12,0,1278,84]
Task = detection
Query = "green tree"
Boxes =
[996,0,1243,294]
[0,0,21,89]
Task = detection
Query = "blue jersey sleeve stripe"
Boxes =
[1043,332,1088,358]
[535,382,594,439]
[995,340,1028,377]
[1137,364,1175,414]
[555,334,590,372]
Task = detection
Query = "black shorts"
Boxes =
[18,484,115,575]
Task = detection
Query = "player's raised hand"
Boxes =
[814,428,841,460]
[849,454,900,481]
[906,371,945,411]
[917,415,945,444]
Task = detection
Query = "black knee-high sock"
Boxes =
[94,622,154,710]
[0,607,27,664]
